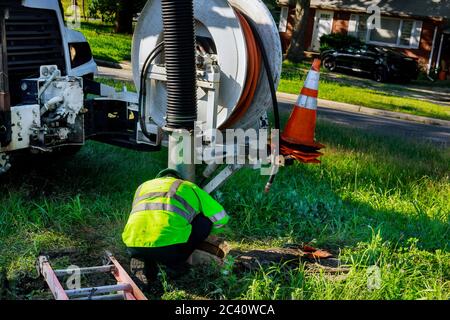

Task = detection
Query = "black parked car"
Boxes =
[321,45,419,83]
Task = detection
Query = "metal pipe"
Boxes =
[437,34,444,70]
[161,0,197,181]
[38,69,59,102]
[54,265,114,278]
[73,294,125,301]
[428,26,438,75]
[168,131,196,182]
[65,283,132,298]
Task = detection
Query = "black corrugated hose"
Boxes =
[161,0,198,130]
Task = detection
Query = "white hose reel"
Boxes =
[132,0,282,131]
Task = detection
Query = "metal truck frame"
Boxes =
[0,0,158,175]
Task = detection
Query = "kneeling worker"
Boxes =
[122,169,230,283]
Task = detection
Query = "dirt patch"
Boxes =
[5,244,348,300]
[231,246,347,274]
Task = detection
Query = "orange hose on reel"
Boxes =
[220,10,262,129]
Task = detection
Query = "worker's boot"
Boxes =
[130,258,158,292]
[130,258,148,288]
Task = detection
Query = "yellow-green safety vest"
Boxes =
[122,177,230,248]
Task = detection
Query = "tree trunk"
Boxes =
[115,3,133,34]
[82,0,86,20]
[286,0,310,63]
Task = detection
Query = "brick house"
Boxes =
[277,0,450,74]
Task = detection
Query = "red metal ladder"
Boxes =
[37,250,147,300]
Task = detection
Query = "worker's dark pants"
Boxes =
[127,214,212,280]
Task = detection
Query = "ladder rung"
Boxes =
[73,293,125,301]
[38,251,147,300]
[54,265,114,277]
[65,283,132,298]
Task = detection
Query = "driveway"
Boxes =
[98,65,134,82]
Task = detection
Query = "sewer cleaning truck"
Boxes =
[0,0,290,191]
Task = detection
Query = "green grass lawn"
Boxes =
[1,114,448,299]
[96,77,136,92]
[78,22,132,63]
[280,62,450,121]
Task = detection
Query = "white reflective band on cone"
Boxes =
[296,95,318,111]
[303,71,320,90]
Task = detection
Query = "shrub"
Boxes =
[320,33,363,52]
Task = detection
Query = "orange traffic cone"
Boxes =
[281,59,324,164]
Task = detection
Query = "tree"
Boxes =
[89,0,146,34]
[286,0,310,63]
[115,1,133,34]
[81,0,87,20]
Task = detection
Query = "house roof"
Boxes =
[309,0,450,20]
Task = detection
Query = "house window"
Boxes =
[349,14,422,49]
[370,18,401,44]
[400,20,414,46]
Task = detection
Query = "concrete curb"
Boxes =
[276,92,450,127]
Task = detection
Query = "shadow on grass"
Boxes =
[220,167,448,252]
[0,142,166,198]
[218,120,449,252]
[0,121,448,298]
[92,53,121,63]
[0,122,447,248]
[80,21,115,33]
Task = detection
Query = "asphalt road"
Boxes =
[278,96,450,148]
[97,66,450,148]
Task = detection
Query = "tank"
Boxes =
[132,0,282,130]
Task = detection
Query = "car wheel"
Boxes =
[323,57,336,72]
[374,67,387,82]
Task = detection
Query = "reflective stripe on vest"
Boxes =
[133,192,197,216]
[131,202,194,223]
[210,210,227,223]
[131,179,197,222]
[133,192,167,207]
